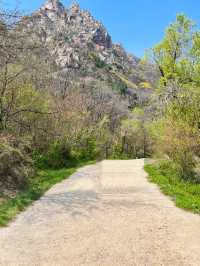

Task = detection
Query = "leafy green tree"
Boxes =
[149,14,195,89]
[152,89,200,179]
[148,14,200,179]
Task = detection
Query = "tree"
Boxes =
[148,14,200,179]
[120,107,152,158]
[0,6,54,133]
[149,14,195,91]
[152,89,200,179]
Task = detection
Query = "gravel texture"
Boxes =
[0,159,200,266]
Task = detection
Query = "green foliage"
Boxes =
[32,115,112,168]
[0,168,75,226]
[111,79,128,95]
[82,137,99,159]
[151,89,200,180]
[0,136,34,189]
[166,88,200,128]
[0,78,50,133]
[149,14,195,88]
[108,144,134,160]
[33,142,72,169]
[71,136,99,161]
[147,14,200,180]
[145,161,200,214]
[120,107,152,158]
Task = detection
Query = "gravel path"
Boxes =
[0,159,200,266]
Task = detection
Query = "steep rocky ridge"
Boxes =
[20,0,157,108]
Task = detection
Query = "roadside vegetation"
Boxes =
[0,168,75,226]
[0,2,200,226]
[145,161,200,214]
[0,7,102,225]
[0,5,145,225]
[144,14,200,211]
[0,160,94,226]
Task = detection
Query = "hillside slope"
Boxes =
[19,0,157,109]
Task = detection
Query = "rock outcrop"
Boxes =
[19,0,157,108]
[22,1,141,72]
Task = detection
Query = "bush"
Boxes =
[33,142,72,169]
[0,136,34,191]
[71,136,100,161]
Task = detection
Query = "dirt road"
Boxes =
[0,160,200,265]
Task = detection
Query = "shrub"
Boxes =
[0,136,34,191]
[70,136,100,161]
[33,142,72,169]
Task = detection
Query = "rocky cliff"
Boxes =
[20,0,157,108]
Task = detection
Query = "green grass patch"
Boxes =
[0,160,95,227]
[144,161,200,214]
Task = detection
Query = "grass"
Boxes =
[144,161,200,214]
[0,160,95,227]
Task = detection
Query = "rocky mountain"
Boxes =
[19,0,157,108]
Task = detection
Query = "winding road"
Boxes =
[0,159,200,265]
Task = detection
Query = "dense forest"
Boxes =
[0,1,200,222]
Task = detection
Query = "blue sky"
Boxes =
[4,0,200,57]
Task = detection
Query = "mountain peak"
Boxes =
[20,0,155,103]
[70,1,80,13]
[41,0,65,12]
